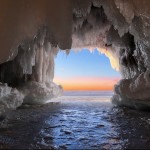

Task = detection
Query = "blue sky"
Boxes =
[54,48,121,79]
[54,48,121,90]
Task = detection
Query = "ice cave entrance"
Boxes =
[54,48,121,92]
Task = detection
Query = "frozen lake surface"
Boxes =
[0,91,150,149]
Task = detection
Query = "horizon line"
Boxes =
[63,89,114,91]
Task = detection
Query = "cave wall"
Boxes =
[72,0,150,109]
[0,27,57,87]
[0,26,63,114]
[0,0,150,110]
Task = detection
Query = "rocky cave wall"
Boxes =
[72,0,150,109]
[0,0,150,113]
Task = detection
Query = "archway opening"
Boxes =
[54,48,121,98]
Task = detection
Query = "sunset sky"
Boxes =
[54,49,121,91]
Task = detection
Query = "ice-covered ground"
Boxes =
[1,91,150,149]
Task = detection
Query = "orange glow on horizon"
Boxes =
[54,76,120,91]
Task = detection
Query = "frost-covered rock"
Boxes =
[112,70,150,109]
[19,81,63,105]
[0,83,24,116]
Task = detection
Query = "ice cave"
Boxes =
[0,0,150,116]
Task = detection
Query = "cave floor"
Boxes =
[0,98,150,149]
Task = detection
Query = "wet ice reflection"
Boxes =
[37,100,123,149]
[1,97,150,149]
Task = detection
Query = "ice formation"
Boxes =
[0,83,24,116]
[0,0,150,110]
[0,26,63,114]
[20,81,63,105]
